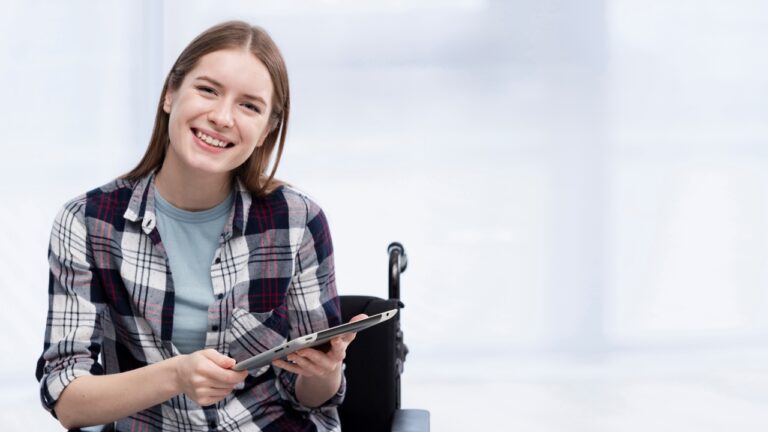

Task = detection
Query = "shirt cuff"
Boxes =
[39,360,103,416]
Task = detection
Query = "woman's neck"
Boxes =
[154,162,232,211]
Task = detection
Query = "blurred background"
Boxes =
[2,0,768,430]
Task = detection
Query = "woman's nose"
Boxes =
[208,101,234,128]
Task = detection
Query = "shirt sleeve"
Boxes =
[36,199,105,417]
[275,197,346,410]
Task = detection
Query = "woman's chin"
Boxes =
[179,158,235,179]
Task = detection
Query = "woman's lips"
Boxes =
[192,128,233,148]
[191,128,228,153]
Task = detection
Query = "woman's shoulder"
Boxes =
[275,185,327,217]
[245,184,330,231]
[57,177,141,220]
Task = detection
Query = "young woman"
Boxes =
[36,21,362,431]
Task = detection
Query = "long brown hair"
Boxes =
[123,21,290,197]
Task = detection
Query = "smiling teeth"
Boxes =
[196,130,228,148]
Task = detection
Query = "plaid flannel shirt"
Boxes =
[36,173,345,431]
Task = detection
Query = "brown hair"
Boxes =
[123,21,290,197]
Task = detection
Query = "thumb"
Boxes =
[201,349,236,369]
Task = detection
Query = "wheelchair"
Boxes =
[338,242,430,432]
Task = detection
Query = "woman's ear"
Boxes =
[163,92,173,114]
[255,119,278,148]
[254,128,270,149]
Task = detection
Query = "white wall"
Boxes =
[2,0,768,430]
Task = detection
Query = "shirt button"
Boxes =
[214,257,221,264]
[216,294,224,300]
[212,325,219,331]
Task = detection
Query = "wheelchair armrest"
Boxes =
[391,409,430,432]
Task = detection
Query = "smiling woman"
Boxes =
[35,21,363,432]
[156,48,277,210]
[125,22,290,201]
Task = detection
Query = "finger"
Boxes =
[335,331,356,345]
[200,349,236,369]
[201,361,249,386]
[286,353,325,376]
[294,349,339,371]
[193,385,231,398]
[201,387,232,399]
[190,377,238,393]
[208,383,238,392]
[328,337,351,360]
[220,369,249,386]
[272,358,303,375]
[309,341,346,364]
[198,389,231,406]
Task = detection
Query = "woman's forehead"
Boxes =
[188,48,273,100]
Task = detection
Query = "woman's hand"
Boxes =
[271,314,368,378]
[174,349,249,406]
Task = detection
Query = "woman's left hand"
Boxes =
[272,314,368,377]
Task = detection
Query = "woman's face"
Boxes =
[163,48,274,178]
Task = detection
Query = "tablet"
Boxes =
[232,309,398,371]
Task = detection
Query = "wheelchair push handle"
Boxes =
[388,242,407,300]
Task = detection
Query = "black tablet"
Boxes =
[232,309,398,371]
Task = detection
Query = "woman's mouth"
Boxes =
[193,128,234,149]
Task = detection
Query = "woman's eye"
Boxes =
[197,86,216,95]
[243,103,261,113]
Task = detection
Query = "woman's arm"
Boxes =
[56,349,247,430]
[40,202,247,429]
[295,369,343,408]
[274,196,354,408]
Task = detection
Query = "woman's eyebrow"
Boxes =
[194,75,267,106]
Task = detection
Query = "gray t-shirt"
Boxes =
[154,189,234,354]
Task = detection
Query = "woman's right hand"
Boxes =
[174,349,249,406]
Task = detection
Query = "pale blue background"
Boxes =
[2,0,768,430]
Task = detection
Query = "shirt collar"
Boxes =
[123,172,252,237]
[226,177,251,239]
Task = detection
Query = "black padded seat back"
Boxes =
[338,295,402,432]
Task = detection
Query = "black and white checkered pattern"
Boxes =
[37,173,345,431]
